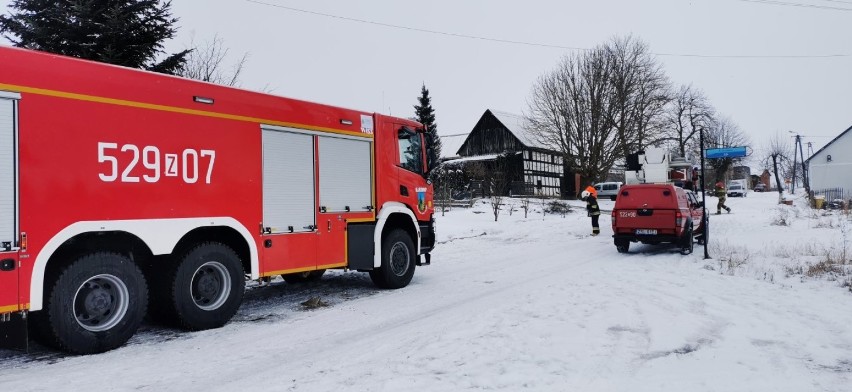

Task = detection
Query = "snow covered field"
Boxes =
[1,190,851,391]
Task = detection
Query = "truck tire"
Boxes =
[34,252,148,354]
[282,269,326,284]
[680,225,694,255]
[615,239,630,253]
[164,242,245,331]
[370,229,416,289]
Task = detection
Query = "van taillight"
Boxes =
[675,211,683,226]
[611,211,617,226]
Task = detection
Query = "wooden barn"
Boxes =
[443,110,572,198]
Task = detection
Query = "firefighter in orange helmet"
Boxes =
[581,189,601,236]
[584,182,598,199]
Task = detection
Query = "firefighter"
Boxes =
[581,190,601,236]
[714,180,731,214]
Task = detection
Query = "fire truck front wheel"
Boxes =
[34,252,148,354]
[370,229,416,289]
[165,242,245,331]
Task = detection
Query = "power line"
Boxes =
[244,0,588,51]
[245,0,852,59]
[737,0,852,11]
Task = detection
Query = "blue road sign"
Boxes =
[705,146,747,159]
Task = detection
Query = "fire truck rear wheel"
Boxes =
[167,242,245,331]
[370,229,416,289]
[34,252,148,354]
[281,269,326,283]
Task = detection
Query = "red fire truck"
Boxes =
[0,47,435,354]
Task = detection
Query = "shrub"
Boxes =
[544,200,571,216]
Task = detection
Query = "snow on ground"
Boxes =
[1,190,851,391]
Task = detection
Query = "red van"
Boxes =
[611,184,705,254]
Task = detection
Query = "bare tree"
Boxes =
[704,115,751,182]
[604,35,671,157]
[180,34,247,86]
[763,132,793,202]
[526,47,620,188]
[487,156,514,221]
[520,198,531,218]
[664,84,715,158]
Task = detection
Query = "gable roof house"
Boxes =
[806,124,852,202]
[442,109,574,198]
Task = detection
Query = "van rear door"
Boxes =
[613,185,678,235]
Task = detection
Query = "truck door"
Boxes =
[394,126,429,220]
[0,92,20,314]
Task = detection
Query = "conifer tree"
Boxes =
[414,84,442,166]
[0,0,189,75]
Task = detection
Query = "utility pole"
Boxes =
[790,133,797,194]
[788,132,810,195]
[798,135,810,195]
[699,126,710,260]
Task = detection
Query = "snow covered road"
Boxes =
[1,192,851,391]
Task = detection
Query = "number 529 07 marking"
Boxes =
[98,142,216,184]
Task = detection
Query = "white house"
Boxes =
[806,124,852,201]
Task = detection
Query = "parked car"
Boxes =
[594,181,623,201]
[727,183,747,197]
[611,183,705,255]
[754,183,766,192]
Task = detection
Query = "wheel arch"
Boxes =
[373,202,419,268]
[170,226,252,277]
[30,218,258,312]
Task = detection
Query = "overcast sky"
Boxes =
[4,0,851,160]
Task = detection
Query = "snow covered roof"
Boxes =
[489,110,549,150]
[442,151,521,165]
[439,133,469,159]
[805,124,852,163]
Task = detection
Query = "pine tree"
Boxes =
[414,84,442,166]
[0,0,190,75]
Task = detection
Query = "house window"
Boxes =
[537,179,542,189]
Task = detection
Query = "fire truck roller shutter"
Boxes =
[318,135,372,212]
[0,93,18,251]
[0,91,19,323]
[262,128,316,234]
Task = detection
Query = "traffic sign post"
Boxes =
[704,146,747,159]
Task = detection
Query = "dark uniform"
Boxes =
[715,181,731,214]
[584,191,601,235]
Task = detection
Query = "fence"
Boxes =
[811,187,848,209]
